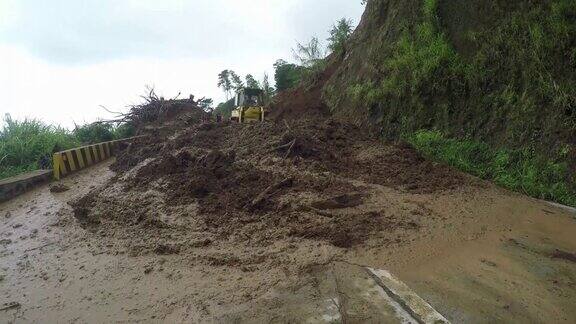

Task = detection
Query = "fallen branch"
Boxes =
[283,120,292,132]
[0,302,20,312]
[268,139,296,153]
[283,139,297,159]
[24,242,56,253]
[99,105,123,116]
[250,177,294,208]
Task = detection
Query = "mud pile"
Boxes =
[266,60,338,121]
[72,115,467,265]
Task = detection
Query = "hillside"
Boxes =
[276,0,576,205]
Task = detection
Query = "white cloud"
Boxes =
[0,0,19,32]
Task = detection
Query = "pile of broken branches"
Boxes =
[97,86,202,126]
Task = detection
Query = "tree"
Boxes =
[217,70,233,100]
[292,37,325,68]
[230,71,244,91]
[214,98,235,118]
[273,59,303,92]
[197,97,214,111]
[261,73,275,104]
[328,18,353,53]
[245,74,260,89]
[218,69,244,98]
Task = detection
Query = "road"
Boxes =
[1,159,575,323]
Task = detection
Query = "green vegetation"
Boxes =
[327,18,354,54]
[0,115,79,179]
[214,98,235,119]
[344,0,576,142]
[245,74,260,89]
[197,97,214,111]
[0,115,135,180]
[408,130,576,207]
[273,59,304,92]
[217,69,244,100]
[74,123,114,144]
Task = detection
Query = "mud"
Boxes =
[71,118,465,256]
[551,249,576,263]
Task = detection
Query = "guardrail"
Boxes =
[52,136,142,180]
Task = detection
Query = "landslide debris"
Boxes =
[71,106,467,263]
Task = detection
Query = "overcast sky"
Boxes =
[0,0,365,128]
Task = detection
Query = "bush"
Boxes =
[74,123,114,144]
[112,123,136,139]
[73,122,135,145]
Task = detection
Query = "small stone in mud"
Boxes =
[144,266,154,274]
[4,212,11,219]
[12,224,22,229]
[481,259,497,267]
[0,239,12,246]
[50,183,70,193]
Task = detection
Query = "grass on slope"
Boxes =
[408,130,576,207]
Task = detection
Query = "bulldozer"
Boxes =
[230,88,265,123]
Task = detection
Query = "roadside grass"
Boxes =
[407,130,576,207]
[0,116,79,179]
[0,115,136,180]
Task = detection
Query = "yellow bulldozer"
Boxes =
[230,88,265,123]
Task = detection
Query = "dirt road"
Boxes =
[1,131,576,322]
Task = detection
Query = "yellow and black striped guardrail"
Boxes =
[52,136,142,180]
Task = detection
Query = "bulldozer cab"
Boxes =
[235,88,264,108]
[231,88,265,123]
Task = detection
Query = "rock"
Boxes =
[0,239,12,246]
[4,212,11,219]
[481,259,497,267]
